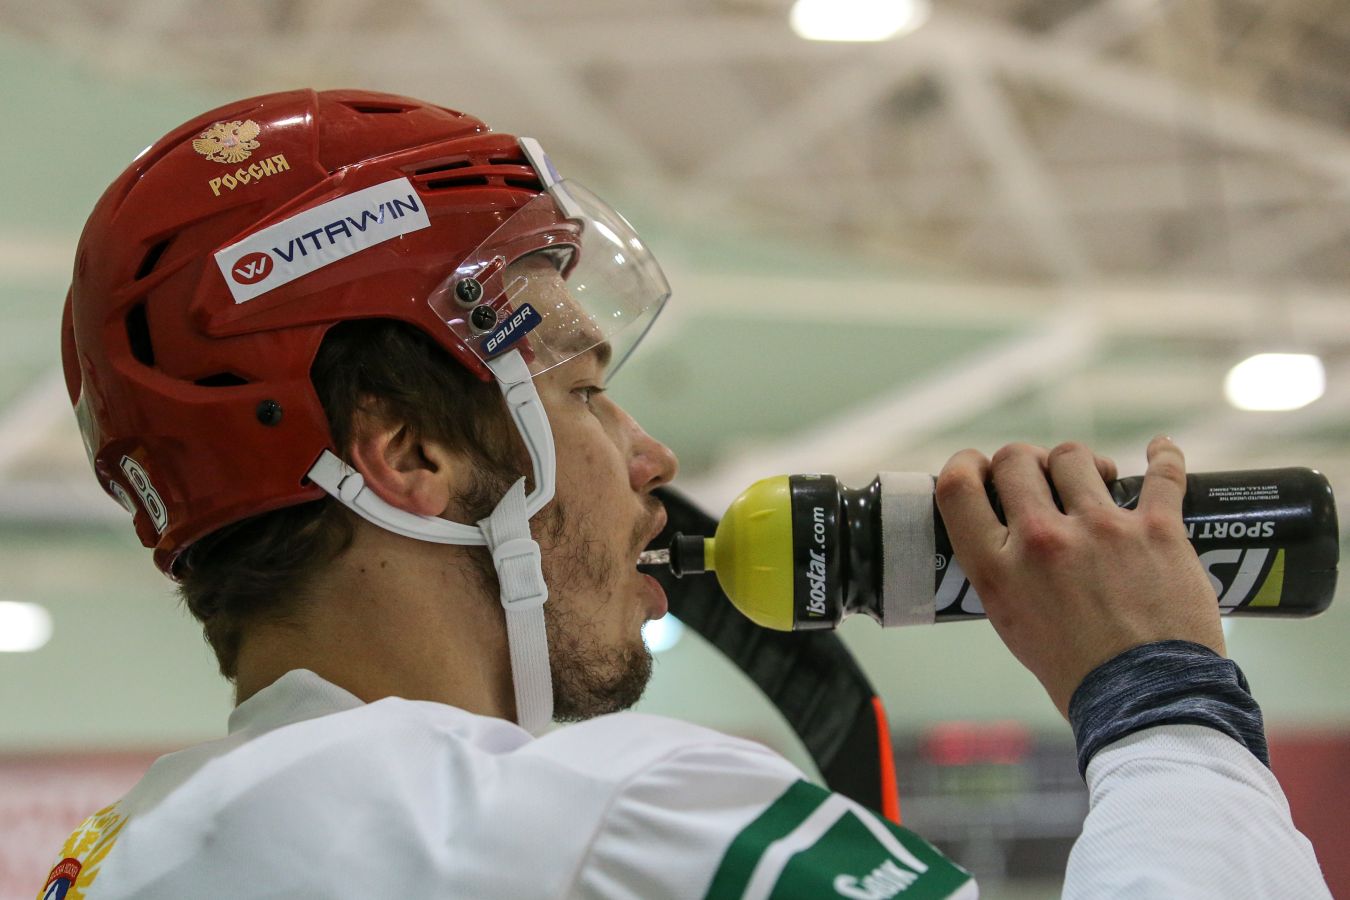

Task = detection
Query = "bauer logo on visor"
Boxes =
[213,178,431,304]
[482,303,542,357]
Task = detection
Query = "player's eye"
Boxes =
[575,386,605,405]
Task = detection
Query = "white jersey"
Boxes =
[37,670,1327,899]
[1067,725,1329,898]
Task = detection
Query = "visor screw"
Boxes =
[455,278,483,306]
[470,304,498,332]
[256,400,284,427]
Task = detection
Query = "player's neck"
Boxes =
[232,532,516,720]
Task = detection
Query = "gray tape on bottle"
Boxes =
[879,472,937,627]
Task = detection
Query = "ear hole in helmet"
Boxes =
[135,237,174,281]
[126,303,155,367]
[194,372,252,388]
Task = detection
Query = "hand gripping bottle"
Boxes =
[642,469,1338,631]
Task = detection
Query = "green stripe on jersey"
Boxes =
[705,780,974,900]
[705,781,828,898]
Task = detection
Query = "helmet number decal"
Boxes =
[120,456,169,534]
[213,177,431,304]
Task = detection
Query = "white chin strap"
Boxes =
[306,349,556,735]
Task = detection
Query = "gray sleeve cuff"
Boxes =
[1068,639,1269,779]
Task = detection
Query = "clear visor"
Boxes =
[428,181,669,382]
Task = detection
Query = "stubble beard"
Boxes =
[456,465,654,723]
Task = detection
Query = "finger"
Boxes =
[935,449,1005,565]
[1094,453,1118,484]
[1138,435,1187,516]
[989,443,1056,525]
[1047,442,1115,514]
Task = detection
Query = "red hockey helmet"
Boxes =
[63,89,669,576]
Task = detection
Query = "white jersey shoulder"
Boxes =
[37,670,973,900]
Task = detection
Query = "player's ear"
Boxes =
[346,403,467,518]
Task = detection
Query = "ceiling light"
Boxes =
[790,0,931,42]
[642,615,685,654]
[1223,353,1325,412]
[0,601,53,653]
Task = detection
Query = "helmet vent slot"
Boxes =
[413,160,471,176]
[126,303,155,367]
[342,101,412,115]
[424,174,490,190]
[194,372,251,388]
[135,237,174,281]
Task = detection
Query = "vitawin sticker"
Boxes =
[213,177,431,304]
[705,781,975,900]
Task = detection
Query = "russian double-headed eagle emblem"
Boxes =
[192,119,262,164]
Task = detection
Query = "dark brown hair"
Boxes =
[175,319,517,679]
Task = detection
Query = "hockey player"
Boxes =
[46,89,1329,898]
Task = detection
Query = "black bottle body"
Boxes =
[787,468,1338,630]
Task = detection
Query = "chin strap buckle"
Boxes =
[490,537,547,611]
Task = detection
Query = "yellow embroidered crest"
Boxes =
[38,804,128,899]
[192,119,262,164]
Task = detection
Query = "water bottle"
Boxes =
[640,468,1338,631]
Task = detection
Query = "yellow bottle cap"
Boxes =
[712,475,796,631]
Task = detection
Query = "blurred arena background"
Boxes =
[1,0,1348,896]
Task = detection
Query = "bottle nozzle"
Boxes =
[638,533,712,578]
[637,549,669,567]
